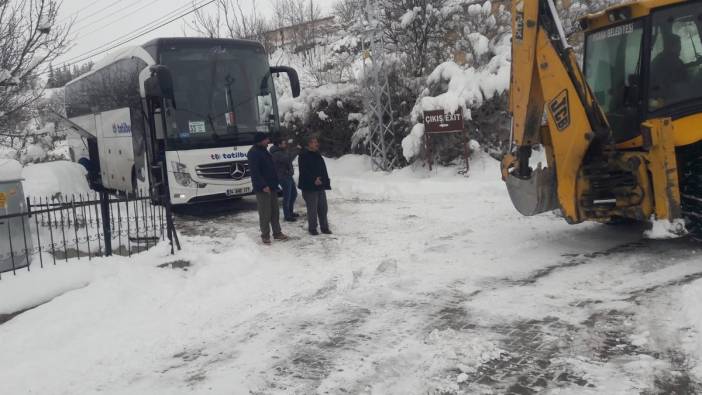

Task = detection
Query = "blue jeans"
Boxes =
[279,176,298,220]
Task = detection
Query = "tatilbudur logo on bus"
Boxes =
[211,152,247,161]
[112,122,132,134]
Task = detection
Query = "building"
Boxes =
[261,16,338,52]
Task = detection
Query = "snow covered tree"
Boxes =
[0,0,72,162]
[400,0,623,166]
[45,61,92,88]
[332,0,364,26]
[0,0,71,128]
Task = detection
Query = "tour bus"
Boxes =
[64,37,299,205]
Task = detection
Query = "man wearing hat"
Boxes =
[247,132,288,244]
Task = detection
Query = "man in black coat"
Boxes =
[247,132,288,244]
[298,136,332,235]
[270,139,298,222]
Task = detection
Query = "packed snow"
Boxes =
[644,216,688,239]
[21,160,90,199]
[0,159,22,182]
[2,153,701,393]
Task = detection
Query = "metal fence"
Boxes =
[0,191,168,278]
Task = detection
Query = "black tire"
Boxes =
[604,216,639,226]
[678,144,702,235]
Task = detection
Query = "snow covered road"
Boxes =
[2,155,702,394]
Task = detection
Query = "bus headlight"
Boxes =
[171,161,194,187]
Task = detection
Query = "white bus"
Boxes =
[65,37,299,205]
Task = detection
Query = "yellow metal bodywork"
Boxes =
[503,0,699,226]
[582,0,687,31]
[616,113,702,150]
[645,119,683,220]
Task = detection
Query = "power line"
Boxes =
[40,0,216,75]
[61,0,203,65]
[56,0,103,25]
[68,0,126,29]
[80,0,168,38]
[73,0,148,33]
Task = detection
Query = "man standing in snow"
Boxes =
[298,136,332,236]
[270,138,299,222]
[247,132,288,245]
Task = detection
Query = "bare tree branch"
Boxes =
[0,0,72,146]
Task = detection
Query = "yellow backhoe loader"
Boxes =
[502,0,702,235]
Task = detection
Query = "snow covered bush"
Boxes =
[278,83,364,157]
[0,88,73,165]
[400,0,619,165]
[400,0,511,164]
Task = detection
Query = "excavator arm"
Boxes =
[503,0,612,223]
[503,0,686,232]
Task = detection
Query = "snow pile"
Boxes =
[0,263,94,315]
[643,216,687,239]
[0,146,17,159]
[20,143,47,163]
[0,159,23,182]
[402,124,425,160]
[327,151,502,202]
[22,161,90,199]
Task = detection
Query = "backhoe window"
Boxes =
[585,21,644,143]
[649,3,702,112]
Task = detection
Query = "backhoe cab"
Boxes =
[502,0,702,235]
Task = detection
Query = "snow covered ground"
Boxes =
[2,154,702,394]
[21,160,90,199]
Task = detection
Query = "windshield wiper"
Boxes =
[206,113,218,139]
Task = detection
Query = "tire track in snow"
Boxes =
[174,199,702,393]
[450,238,702,394]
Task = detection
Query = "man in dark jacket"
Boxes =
[650,34,689,109]
[298,136,332,235]
[247,132,288,244]
[270,139,299,222]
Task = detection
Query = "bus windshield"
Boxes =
[161,44,278,150]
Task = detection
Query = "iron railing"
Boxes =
[0,190,168,279]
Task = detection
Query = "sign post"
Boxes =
[422,107,470,174]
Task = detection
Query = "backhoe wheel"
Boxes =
[678,145,702,235]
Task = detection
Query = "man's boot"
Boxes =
[274,233,289,241]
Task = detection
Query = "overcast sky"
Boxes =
[54,0,332,67]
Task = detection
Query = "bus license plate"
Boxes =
[226,187,250,196]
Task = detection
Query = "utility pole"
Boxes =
[361,0,400,171]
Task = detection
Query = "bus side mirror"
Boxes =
[145,65,176,107]
[270,66,300,98]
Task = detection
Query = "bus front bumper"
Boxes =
[169,178,255,205]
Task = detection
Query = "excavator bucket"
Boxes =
[506,166,559,216]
